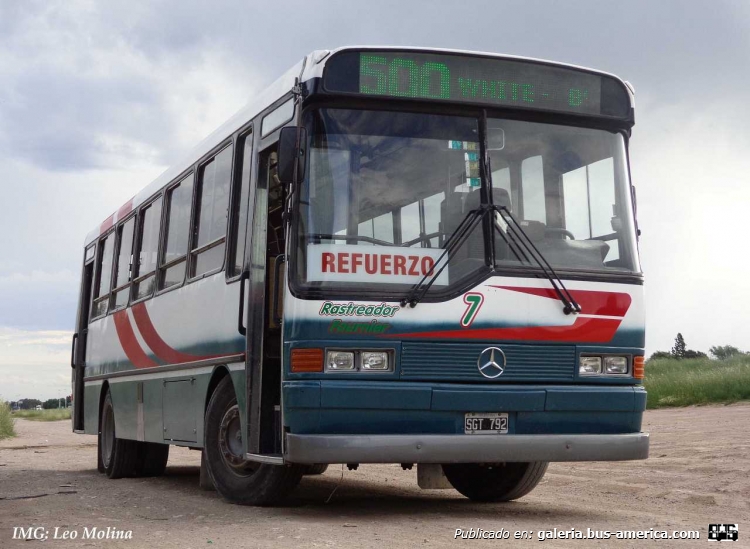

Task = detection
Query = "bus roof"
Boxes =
[85,46,633,246]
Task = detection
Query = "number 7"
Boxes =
[461,292,484,328]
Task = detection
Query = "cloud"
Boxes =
[0,0,262,171]
[0,327,73,401]
[0,1,266,331]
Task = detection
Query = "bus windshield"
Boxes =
[293,108,639,296]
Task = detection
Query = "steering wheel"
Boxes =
[545,227,576,240]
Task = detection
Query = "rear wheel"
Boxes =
[204,377,303,506]
[442,462,548,502]
[99,390,138,479]
[135,442,170,477]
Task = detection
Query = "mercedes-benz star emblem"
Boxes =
[477,347,506,379]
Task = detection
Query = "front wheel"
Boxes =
[204,377,303,506]
[442,462,548,502]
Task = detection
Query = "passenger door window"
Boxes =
[229,132,253,277]
[91,232,115,319]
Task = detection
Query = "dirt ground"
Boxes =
[1,404,748,548]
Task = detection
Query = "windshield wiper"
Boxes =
[401,205,490,308]
[494,206,581,315]
[401,204,581,315]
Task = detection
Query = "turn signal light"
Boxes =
[291,348,323,372]
[633,356,645,379]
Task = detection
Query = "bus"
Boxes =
[71,47,647,505]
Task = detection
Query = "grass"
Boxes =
[644,355,750,409]
[12,408,72,421]
[0,401,16,439]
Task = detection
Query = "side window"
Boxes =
[399,192,444,247]
[91,232,115,319]
[588,158,617,241]
[400,202,420,245]
[160,173,194,290]
[357,212,394,245]
[261,99,294,137]
[191,144,233,277]
[133,197,162,300]
[562,165,590,238]
[562,158,620,260]
[111,217,135,310]
[229,132,253,277]
[423,192,443,247]
[521,155,545,223]
[491,165,512,209]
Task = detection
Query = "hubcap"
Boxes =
[218,404,256,476]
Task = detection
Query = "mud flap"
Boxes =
[199,450,215,491]
[417,464,452,489]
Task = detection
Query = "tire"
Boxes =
[135,442,170,477]
[97,439,105,474]
[442,462,548,502]
[302,464,329,475]
[99,390,138,479]
[204,376,304,506]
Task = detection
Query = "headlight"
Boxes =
[326,351,355,371]
[604,356,628,374]
[579,356,602,375]
[361,351,389,371]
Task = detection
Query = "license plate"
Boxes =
[464,412,508,434]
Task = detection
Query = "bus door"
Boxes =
[72,245,95,431]
[245,142,286,457]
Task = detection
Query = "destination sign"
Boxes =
[323,51,631,119]
[307,244,449,286]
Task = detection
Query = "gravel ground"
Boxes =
[1,404,748,548]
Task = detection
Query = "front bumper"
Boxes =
[284,432,649,464]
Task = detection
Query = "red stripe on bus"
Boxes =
[131,302,206,364]
[388,316,623,343]
[100,214,115,235]
[112,310,158,368]
[491,286,632,317]
[117,198,134,221]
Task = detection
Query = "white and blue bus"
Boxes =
[71,47,647,505]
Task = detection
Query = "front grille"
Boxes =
[400,342,576,382]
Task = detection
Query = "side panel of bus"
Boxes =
[79,127,258,447]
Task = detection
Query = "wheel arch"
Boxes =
[204,365,247,449]
[98,380,111,433]
[205,366,231,413]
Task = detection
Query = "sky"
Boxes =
[1,0,749,400]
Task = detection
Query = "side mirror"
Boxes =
[277,127,307,185]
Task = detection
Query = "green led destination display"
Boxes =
[323,51,631,119]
